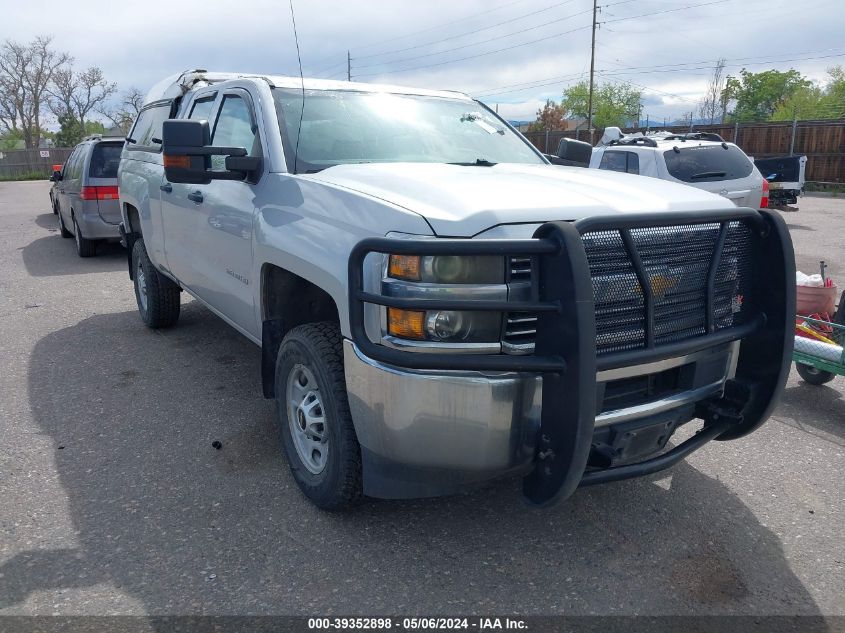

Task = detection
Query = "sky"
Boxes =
[3,0,843,124]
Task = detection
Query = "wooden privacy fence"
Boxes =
[523,119,845,183]
[0,148,74,179]
[3,119,845,182]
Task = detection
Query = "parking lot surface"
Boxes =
[1,180,843,616]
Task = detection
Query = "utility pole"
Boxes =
[720,74,732,124]
[347,51,351,81]
[586,0,598,144]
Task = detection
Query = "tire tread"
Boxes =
[133,238,181,328]
[276,322,362,510]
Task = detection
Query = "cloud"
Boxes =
[2,0,842,125]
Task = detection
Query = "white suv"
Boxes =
[589,131,769,209]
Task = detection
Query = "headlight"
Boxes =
[388,255,504,284]
[388,308,502,343]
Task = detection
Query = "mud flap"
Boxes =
[522,221,597,507]
[261,318,286,399]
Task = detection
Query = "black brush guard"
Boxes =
[348,209,795,506]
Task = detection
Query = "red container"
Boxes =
[796,284,838,316]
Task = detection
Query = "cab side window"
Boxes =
[188,95,216,122]
[212,95,257,152]
[129,102,172,149]
[210,94,259,170]
[599,150,639,175]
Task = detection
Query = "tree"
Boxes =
[0,36,71,148]
[49,65,116,131]
[561,80,641,129]
[528,99,568,132]
[770,85,824,121]
[100,86,144,134]
[726,68,812,122]
[818,65,845,119]
[54,111,82,147]
[768,66,845,121]
[698,58,726,125]
[0,127,23,149]
[55,115,107,147]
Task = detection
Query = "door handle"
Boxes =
[187,191,203,204]
[160,183,173,193]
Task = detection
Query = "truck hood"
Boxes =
[305,162,735,237]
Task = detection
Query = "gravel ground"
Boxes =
[0,181,843,617]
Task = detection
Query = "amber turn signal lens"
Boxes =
[163,154,191,169]
[387,308,426,340]
[388,254,421,280]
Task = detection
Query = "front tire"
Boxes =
[73,216,98,257]
[132,237,181,328]
[796,362,836,385]
[274,323,362,510]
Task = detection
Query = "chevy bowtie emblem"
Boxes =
[638,273,678,298]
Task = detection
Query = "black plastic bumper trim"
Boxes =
[579,418,733,487]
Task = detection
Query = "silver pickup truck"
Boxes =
[118,70,795,510]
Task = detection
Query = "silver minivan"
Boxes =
[51,135,124,257]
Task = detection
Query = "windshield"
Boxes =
[273,89,544,173]
[663,145,753,183]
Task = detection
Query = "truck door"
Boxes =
[159,90,219,291]
[162,88,262,339]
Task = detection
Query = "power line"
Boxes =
[353,0,580,63]
[356,0,738,81]
[476,71,587,97]
[355,23,593,79]
[475,48,845,98]
[600,0,731,25]
[306,0,533,71]
[352,5,591,71]
[597,52,845,77]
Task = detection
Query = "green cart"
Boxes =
[793,315,845,385]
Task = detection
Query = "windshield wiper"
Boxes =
[689,171,726,179]
[447,158,498,167]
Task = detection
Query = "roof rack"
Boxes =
[662,132,725,142]
[82,134,125,142]
[608,136,658,148]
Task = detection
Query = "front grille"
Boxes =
[502,221,754,356]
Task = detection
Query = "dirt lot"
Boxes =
[0,181,843,617]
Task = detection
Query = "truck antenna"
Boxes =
[288,0,305,173]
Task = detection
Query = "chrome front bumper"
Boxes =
[343,339,739,499]
[343,340,542,498]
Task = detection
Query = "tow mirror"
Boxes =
[161,119,262,185]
